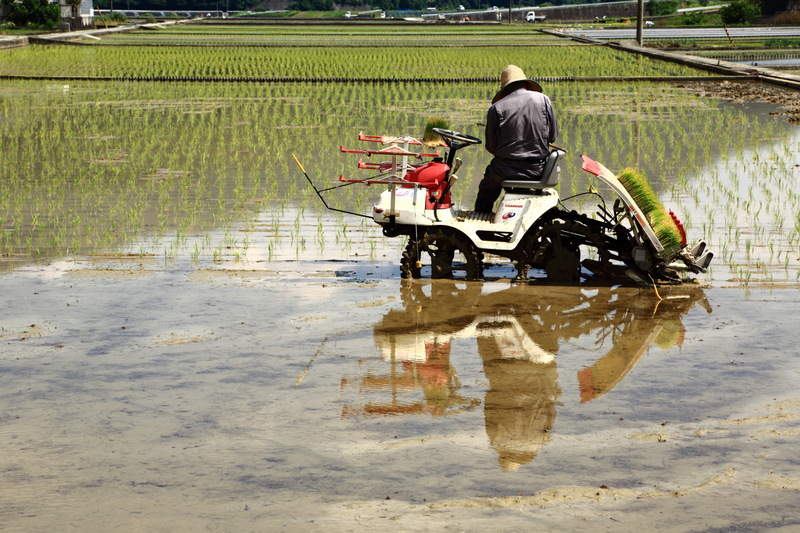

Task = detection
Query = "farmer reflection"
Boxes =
[476,319,560,471]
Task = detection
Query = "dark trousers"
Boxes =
[474,158,545,213]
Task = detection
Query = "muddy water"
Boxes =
[2,257,800,531]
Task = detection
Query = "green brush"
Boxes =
[617,168,683,253]
[422,117,450,147]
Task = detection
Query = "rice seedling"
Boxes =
[0,22,798,282]
[0,41,705,80]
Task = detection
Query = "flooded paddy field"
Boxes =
[3,25,800,531]
[2,252,800,531]
[2,78,798,285]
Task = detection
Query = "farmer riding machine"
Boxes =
[292,127,713,284]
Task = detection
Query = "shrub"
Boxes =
[5,0,61,28]
[97,12,128,23]
[682,12,707,25]
[764,37,800,47]
[289,0,334,10]
[648,0,679,16]
[719,0,761,24]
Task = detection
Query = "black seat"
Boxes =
[501,149,565,191]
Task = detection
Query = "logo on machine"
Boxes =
[502,212,517,220]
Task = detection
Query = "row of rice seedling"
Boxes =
[171,22,559,36]
[94,23,566,46]
[3,77,797,285]
[556,83,800,285]
[92,33,562,47]
[1,44,706,79]
[666,120,800,285]
[692,50,800,60]
[293,82,800,285]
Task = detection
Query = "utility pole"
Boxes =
[509,0,512,24]
[636,0,644,46]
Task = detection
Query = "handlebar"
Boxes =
[431,128,482,148]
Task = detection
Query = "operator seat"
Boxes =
[501,149,565,192]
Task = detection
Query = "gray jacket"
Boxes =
[485,87,558,180]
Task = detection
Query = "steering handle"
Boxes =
[431,128,482,146]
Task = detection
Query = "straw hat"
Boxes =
[492,65,542,104]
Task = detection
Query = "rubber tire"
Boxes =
[400,228,483,281]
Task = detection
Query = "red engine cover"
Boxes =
[404,162,449,190]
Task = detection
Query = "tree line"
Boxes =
[90,0,648,13]
[91,0,255,11]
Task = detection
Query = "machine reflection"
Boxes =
[341,281,711,470]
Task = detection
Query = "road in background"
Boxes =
[562,26,800,40]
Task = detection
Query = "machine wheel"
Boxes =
[538,223,581,282]
[400,228,484,281]
[520,218,611,282]
[400,238,423,279]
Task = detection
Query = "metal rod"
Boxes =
[292,154,371,219]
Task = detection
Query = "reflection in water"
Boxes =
[342,282,711,471]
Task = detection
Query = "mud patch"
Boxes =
[0,322,49,341]
[722,398,800,426]
[687,80,800,124]
[154,329,219,346]
[66,268,157,279]
[753,476,800,491]
[188,269,280,283]
[628,432,674,442]
[429,469,737,509]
